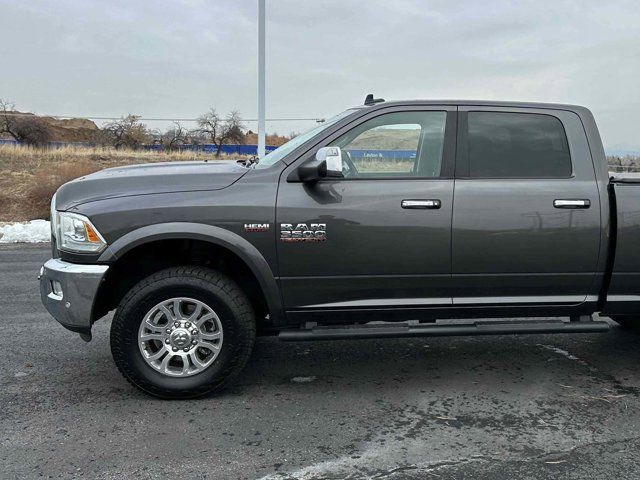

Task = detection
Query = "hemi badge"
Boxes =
[244,223,270,232]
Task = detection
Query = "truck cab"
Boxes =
[39,98,640,398]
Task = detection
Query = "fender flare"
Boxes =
[98,222,284,324]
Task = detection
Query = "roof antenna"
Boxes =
[364,94,385,106]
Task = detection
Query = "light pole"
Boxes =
[257,0,266,158]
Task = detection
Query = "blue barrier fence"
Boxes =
[144,143,278,155]
[346,149,416,160]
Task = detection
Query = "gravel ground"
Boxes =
[2,244,640,479]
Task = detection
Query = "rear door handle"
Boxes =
[554,199,591,209]
[401,199,441,209]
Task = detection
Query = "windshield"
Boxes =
[254,109,357,169]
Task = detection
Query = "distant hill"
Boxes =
[244,131,290,147]
[42,115,100,143]
[348,128,420,150]
[0,112,99,143]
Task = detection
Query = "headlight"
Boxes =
[57,212,107,253]
[50,193,58,240]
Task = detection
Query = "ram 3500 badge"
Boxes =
[280,223,327,242]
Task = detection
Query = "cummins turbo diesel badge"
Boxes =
[280,223,326,242]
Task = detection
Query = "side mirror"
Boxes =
[298,147,344,183]
[317,146,343,177]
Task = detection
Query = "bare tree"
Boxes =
[102,114,150,149]
[0,99,52,146]
[0,99,19,141]
[15,117,52,146]
[147,127,163,146]
[188,128,207,147]
[196,109,245,157]
[162,122,191,151]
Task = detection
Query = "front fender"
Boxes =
[98,222,284,324]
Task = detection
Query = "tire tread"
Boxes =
[110,266,255,399]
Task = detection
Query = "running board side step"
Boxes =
[278,319,610,342]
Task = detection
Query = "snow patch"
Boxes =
[0,220,51,243]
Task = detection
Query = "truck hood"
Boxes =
[55,160,249,210]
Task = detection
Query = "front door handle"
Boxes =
[554,199,591,209]
[401,199,441,209]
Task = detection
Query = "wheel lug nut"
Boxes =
[183,347,190,352]
[174,322,180,327]
[192,329,198,335]
[191,339,197,345]
[172,347,178,352]
[165,329,171,334]
[165,339,170,344]
[185,322,191,328]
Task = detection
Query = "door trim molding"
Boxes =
[453,295,592,306]
[294,294,598,310]
[299,297,452,309]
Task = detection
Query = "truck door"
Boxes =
[451,106,601,307]
[276,107,456,313]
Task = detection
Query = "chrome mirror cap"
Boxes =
[316,146,343,177]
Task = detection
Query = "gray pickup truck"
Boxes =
[39,97,640,398]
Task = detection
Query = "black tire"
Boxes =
[110,266,255,399]
[610,315,640,333]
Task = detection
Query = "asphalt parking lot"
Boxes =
[3,244,640,479]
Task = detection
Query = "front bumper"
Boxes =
[39,259,109,339]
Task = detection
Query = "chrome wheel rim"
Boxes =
[138,297,224,377]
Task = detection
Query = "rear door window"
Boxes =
[466,112,572,178]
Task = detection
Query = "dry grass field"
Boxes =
[0,145,241,222]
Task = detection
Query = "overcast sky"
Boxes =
[1,0,638,152]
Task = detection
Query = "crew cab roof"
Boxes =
[356,99,591,115]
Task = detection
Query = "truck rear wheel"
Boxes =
[110,266,255,399]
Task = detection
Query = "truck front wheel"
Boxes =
[110,266,256,399]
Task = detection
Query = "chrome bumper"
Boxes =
[39,259,109,340]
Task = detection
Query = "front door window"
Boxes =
[329,111,447,178]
